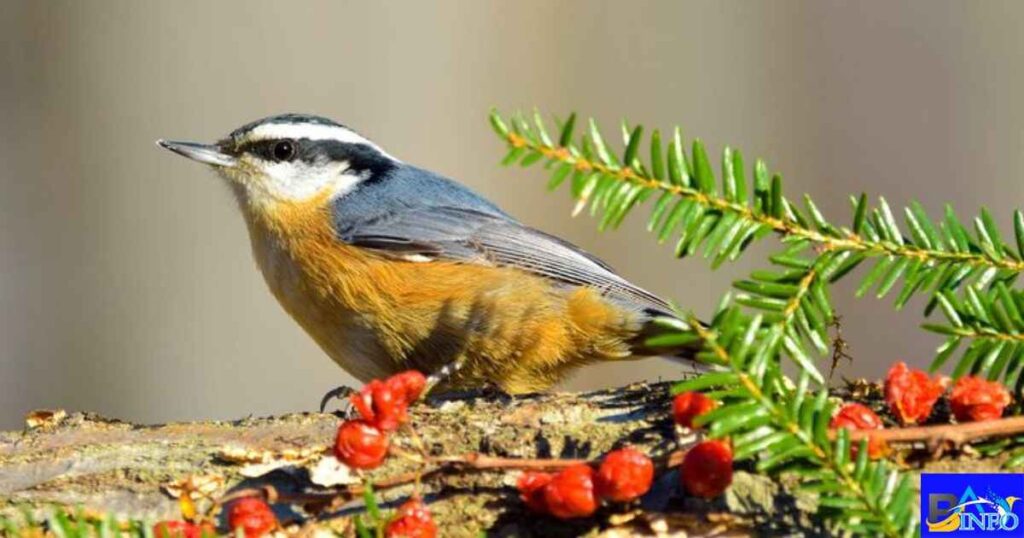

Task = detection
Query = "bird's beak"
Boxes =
[156,139,237,167]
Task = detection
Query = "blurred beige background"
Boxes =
[3,1,1024,430]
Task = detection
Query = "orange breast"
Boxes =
[242,194,642,393]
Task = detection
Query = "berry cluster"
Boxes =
[153,372,439,537]
[827,361,1013,461]
[517,447,654,519]
[334,370,428,469]
[514,390,739,519]
[673,391,734,499]
[884,361,1011,425]
[334,370,438,537]
[516,389,736,520]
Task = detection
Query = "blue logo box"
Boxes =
[922,473,1024,536]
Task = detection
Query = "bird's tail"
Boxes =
[628,314,711,373]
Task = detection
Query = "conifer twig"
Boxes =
[500,130,1024,274]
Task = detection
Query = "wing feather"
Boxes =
[339,206,673,316]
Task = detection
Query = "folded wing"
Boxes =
[338,205,675,318]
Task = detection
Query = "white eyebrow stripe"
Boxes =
[244,123,399,161]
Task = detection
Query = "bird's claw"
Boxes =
[319,385,357,414]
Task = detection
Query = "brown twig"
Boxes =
[845,415,1024,447]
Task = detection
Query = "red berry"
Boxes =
[830,403,887,459]
[388,370,428,403]
[334,419,389,469]
[516,471,554,513]
[543,464,598,519]
[351,379,406,432]
[672,391,717,429]
[950,376,1011,422]
[228,497,277,538]
[153,521,200,538]
[680,440,733,499]
[594,447,654,502]
[385,498,438,538]
[884,361,945,425]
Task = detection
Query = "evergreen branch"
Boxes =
[683,255,910,534]
[697,250,913,534]
[490,110,1024,307]
[490,108,934,535]
[683,313,913,537]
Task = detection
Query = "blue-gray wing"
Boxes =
[338,205,674,317]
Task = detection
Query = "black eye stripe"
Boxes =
[237,138,338,163]
[237,139,301,162]
[232,137,396,176]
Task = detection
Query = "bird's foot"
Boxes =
[319,385,357,415]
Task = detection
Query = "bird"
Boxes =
[157,114,694,395]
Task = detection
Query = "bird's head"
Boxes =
[158,114,397,208]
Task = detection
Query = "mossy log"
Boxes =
[0,382,929,537]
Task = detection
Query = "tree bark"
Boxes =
[0,383,824,537]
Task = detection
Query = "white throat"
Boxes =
[221,158,369,208]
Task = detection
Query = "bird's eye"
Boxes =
[272,140,296,162]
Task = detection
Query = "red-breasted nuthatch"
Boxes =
[158,114,694,394]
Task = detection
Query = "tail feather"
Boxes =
[629,314,710,373]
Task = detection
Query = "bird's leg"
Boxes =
[422,356,467,399]
[318,385,357,415]
[320,357,466,413]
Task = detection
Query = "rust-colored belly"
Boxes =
[241,199,642,393]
